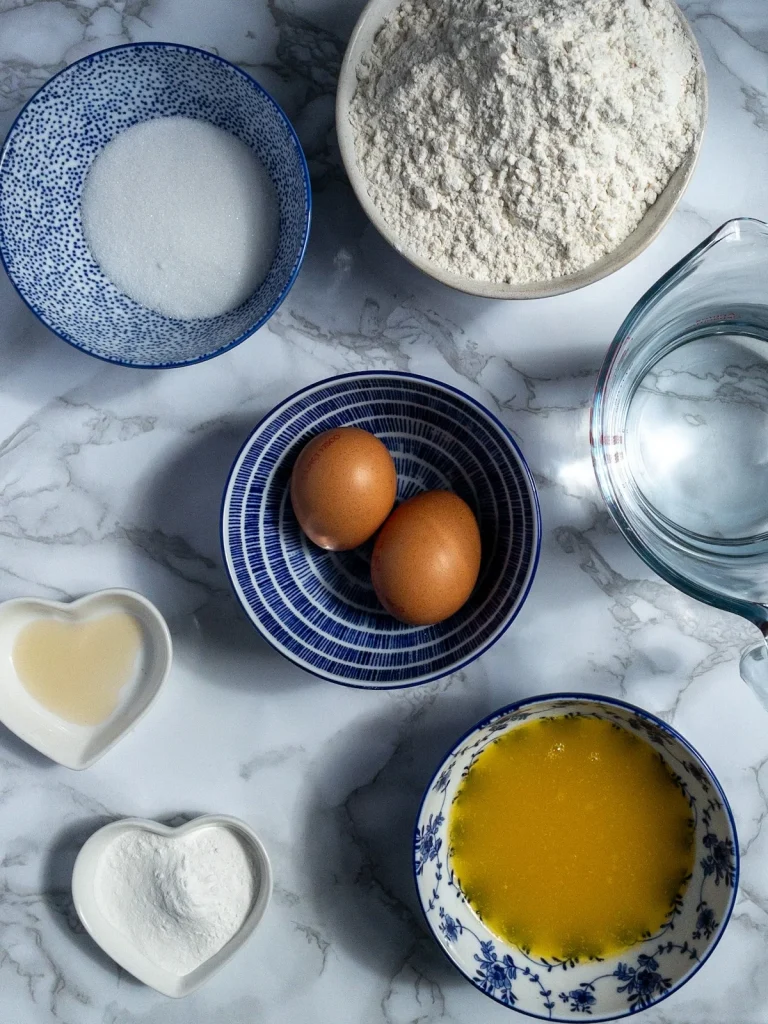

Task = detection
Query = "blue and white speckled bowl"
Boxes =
[415,694,738,1021]
[0,43,310,368]
[221,371,541,688]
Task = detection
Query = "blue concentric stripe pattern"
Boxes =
[0,43,310,368]
[223,372,541,688]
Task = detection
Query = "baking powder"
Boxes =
[95,826,255,976]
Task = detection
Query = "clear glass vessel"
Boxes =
[592,218,768,707]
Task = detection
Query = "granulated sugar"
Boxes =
[81,116,278,319]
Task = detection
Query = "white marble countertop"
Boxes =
[0,1,767,1022]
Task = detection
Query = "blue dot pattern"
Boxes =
[222,372,541,688]
[0,43,310,368]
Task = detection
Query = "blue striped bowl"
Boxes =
[221,372,540,688]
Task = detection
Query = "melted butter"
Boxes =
[449,716,694,960]
[12,612,142,726]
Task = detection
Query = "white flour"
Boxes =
[96,826,255,976]
[350,0,701,283]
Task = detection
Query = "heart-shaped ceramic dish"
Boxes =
[72,814,273,997]
[0,589,171,768]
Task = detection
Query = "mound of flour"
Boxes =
[349,0,701,283]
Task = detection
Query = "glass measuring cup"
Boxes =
[592,218,768,708]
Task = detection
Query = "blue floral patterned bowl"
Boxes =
[221,371,541,688]
[415,694,738,1021]
[0,43,310,368]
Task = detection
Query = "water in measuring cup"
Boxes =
[626,324,768,543]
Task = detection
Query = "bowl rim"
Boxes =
[219,369,542,689]
[335,0,708,299]
[0,41,312,370]
[413,691,740,1021]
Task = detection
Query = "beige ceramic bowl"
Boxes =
[336,0,708,299]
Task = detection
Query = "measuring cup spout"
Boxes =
[740,627,768,713]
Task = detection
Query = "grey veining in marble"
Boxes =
[0,1,767,1022]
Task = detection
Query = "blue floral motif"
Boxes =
[655,940,698,961]
[439,907,462,943]
[626,716,670,747]
[662,881,689,929]
[693,903,717,940]
[614,955,672,1011]
[559,985,597,1013]
[684,760,711,793]
[701,832,736,887]
[434,767,453,793]
[473,940,519,1007]
[415,813,443,875]
[665,768,695,808]
[488,711,531,733]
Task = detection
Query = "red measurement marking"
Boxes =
[693,312,737,326]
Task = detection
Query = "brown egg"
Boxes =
[290,427,397,551]
[371,490,482,625]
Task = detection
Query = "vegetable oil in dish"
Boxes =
[12,612,142,726]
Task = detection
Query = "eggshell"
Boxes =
[371,490,481,625]
[290,427,397,551]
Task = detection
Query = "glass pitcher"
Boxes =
[592,218,768,707]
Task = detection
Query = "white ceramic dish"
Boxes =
[336,0,708,299]
[72,814,273,998]
[0,588,171,769]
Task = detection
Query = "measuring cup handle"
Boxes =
[740,634,768,712]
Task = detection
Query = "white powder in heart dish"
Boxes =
[81,116,279,319]
[96,826,256,976]
[349,0,702,283]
